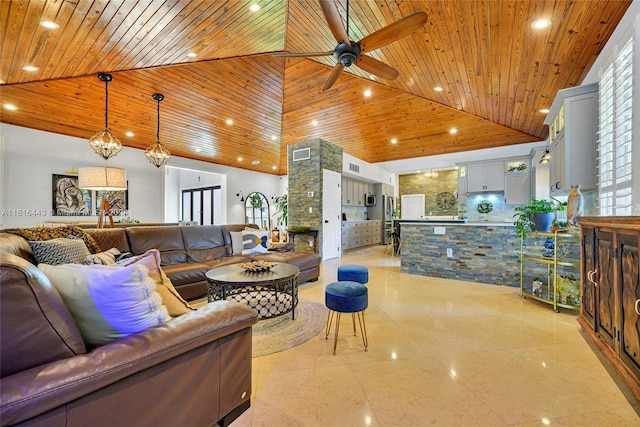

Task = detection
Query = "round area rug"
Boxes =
[252,297,327,357]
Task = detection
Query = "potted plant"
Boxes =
[274,194,288,228]
[513,199,559,237]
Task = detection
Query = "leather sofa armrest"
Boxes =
[0,301,258,425]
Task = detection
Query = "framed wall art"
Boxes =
[52,174,92,216]
[96,188,128,216]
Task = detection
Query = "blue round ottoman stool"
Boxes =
[337,264,369,284]
[325,281,368,355]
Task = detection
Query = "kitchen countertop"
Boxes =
[398,221,514,227]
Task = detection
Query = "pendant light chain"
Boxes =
[145,93,171,168]
[88,73,122,160]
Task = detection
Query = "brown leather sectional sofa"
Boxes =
[82,223,321,300]
[0,223,321,426]
[0,250,258,427]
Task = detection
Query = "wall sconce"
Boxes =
[237,191,245,202]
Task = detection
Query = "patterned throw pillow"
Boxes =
[29,237,91,265]
[38,260,170,347]
[83,248,121,265]
[241,230,269,254]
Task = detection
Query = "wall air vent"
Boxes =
[292,148,311,161]
[349,163,360,173]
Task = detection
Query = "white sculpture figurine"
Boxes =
[567,184,583,227]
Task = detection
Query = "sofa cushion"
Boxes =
[181,225,228,262]
[39,261,170,347]
[0,252,87,377]
[29,237,91,265]
[118,250,195,316]
[161,263,210,287]
[126,226,187,265]
[84,228,131,253]
[222,224,259,255]
[83,247,120,265]
[241,230,268,254]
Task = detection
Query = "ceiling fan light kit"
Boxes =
[89,73,122,160]
[280,0,427,91]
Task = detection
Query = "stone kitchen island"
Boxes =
[400,221,520,286]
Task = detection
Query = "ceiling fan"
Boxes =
[276,0,427,91]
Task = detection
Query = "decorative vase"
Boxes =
[567,185,583,227]
[532,212,554,232]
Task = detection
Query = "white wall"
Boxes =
[0,124,281,227]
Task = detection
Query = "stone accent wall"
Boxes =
[399,170,458,216]
[401,224,520,285]
[287,139,342,253]
[400,224,580,289]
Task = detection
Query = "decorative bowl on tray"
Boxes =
[239,260,277,272]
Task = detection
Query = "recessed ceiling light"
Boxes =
[3,104,17,111]
[272,165,277,170]
[195,147,202,153]
[363,89,372,97]
[271,135,277,141]
[22,65,38,72]
[311,120,318,126]
[40,21,59,29]
[226,119,233,125]
[252,160,260,165]
[449,128,458,134]
[434,86,444,92]
[249,4,261,12]
[539,108,550,114]
[125,131,134,137]
[532,19,552,29]
[390,138,398,144]
[187,52,197,57]
[238,157,243,161]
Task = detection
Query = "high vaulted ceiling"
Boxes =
[0,0,631,175]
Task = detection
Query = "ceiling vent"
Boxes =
[349,163,360,173]
[292,147,311,161]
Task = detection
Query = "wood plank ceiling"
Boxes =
[0,0,631,175]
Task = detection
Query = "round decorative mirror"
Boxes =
[245,192,270,230]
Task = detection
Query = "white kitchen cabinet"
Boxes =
[544,83,598,195]
[504,173,531,204]
[466,161,504,192]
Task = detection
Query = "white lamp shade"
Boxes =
[78,167,127,191]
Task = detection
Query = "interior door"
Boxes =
[322,169,341,260]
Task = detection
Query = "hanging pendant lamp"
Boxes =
[88,73,122,160]
[145,93,171,168]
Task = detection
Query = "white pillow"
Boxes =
[230,231,244,255]
[241,230,269,254]
[83,247,121,265]
[39,261,169,347]
[118,249,195,317]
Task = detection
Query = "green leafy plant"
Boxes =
[476,200,493,214]
[513,199,559,237]
[274,194,288,227]
[249,193,263,209]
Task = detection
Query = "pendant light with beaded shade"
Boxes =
[88,73,122,160]
[145,93,171,168]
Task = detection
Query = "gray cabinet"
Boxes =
[342,221,382,250]
[504,173,531,204]
[466,161,504,192]
[545,84,598,195]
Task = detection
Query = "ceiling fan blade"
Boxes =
[319,0,351,46]
[355,55,399,80]
[272,51,333,58]
[322,63,345,92]
[359,12,427,53]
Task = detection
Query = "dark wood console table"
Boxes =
[578,216,640,402]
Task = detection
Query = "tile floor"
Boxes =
[232,245,640,427]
